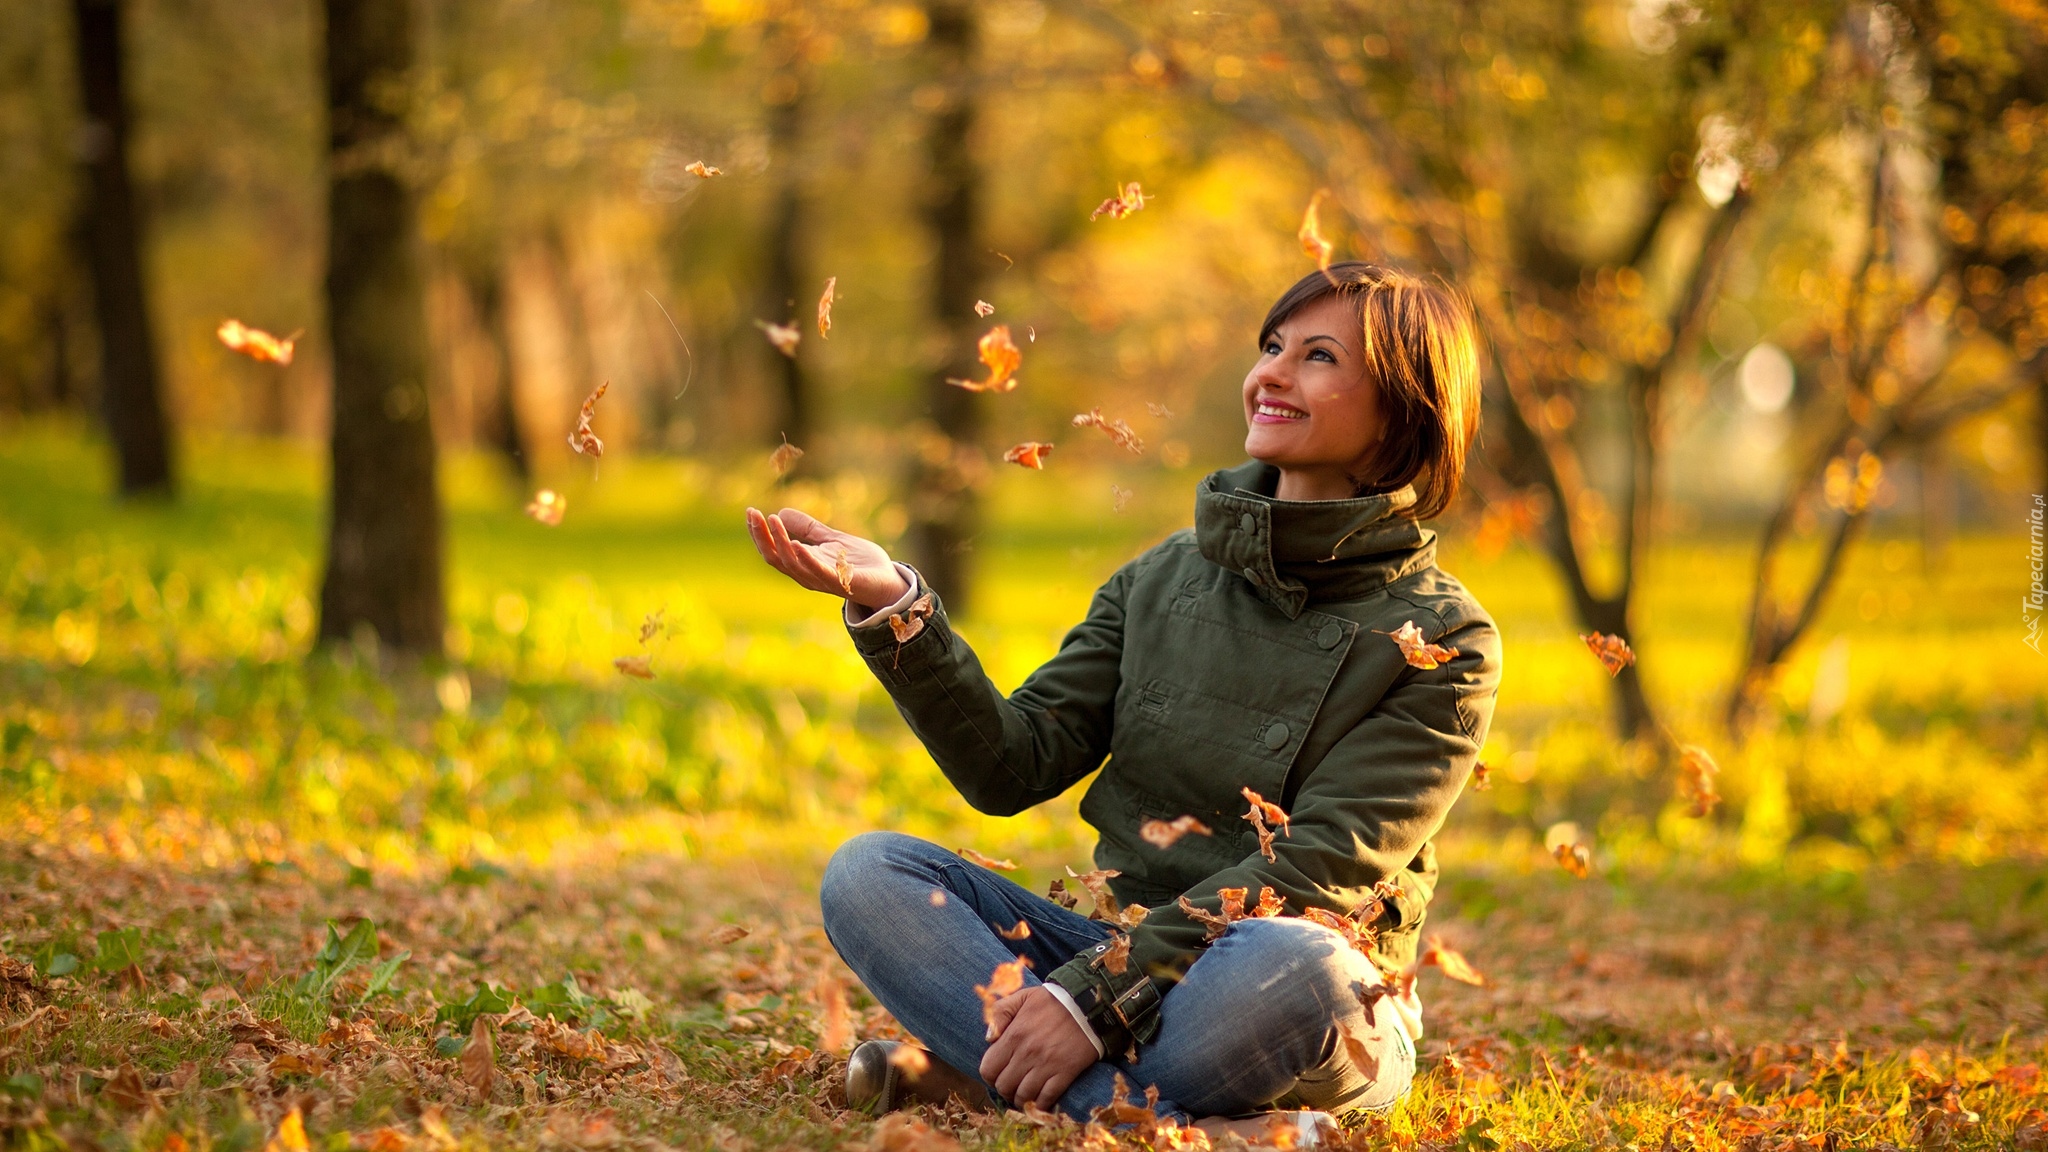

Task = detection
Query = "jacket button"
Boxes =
[1242,566,1264,586]
[1316,622,1343,649]
[1240,512,1257,535]
[1264,722,1290,749]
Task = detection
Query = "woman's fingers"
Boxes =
[775,506,835,545]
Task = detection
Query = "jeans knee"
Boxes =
[820,831,931,928]
[1223,917,1374,1012]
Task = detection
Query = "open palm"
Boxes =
[745,507,912,611]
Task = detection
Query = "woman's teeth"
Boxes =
[1257,402,1307,420]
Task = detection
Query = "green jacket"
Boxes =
[845,461,1501,1053]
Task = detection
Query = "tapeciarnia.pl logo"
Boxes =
[2029,494,2044,653]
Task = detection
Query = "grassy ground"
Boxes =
[1,421,2044,1150]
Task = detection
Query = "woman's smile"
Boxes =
[1253,399,1310,423]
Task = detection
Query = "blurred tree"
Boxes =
[903,0,987,609]
[317,0,444,654]
[71,0,172,496]
[761,14,816,471]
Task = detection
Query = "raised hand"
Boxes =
[745,507,913,613]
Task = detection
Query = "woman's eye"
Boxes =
[1263,341,1283,355]
[1308,348,1336,363]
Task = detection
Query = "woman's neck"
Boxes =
[1273,466,1358,502]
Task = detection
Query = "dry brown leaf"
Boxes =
[1581,631,1636,676]
[1299,189,1334,273]
[817,277,837,338]
[104,1062,152,1112]
[887,1044,931,1080]
[706,924,750,945]
[1251,886,1287,918]
[1116,902,1150,929]
[957,848,1018,871]
[568,381,609,457]
[996,919,1032,940]
[1377,620,1460,669]
[1139,815,1214,849]
[1552,841,1592,878]
[462,1015,496,1096]
[815,970,852,1053]
[1679,744,1721,817]
[756,319,801,357]
[1470,760,1492,791]
[685,160,722,178]
[869,1113,963,1152]
[834,548,854,598]
[1241,787,1291,863]
[1045,879,1078,911]
[973,956,1031,1038]
[217,319,301,365]
[1091,182,1150,221]
[524,489,565,526]
[946,325,1023,393]
[1300,906,1377,956]
[1071,407,1144,454]
[770,435,804,477]
[1065,866,1123,922]
[267,1051,329,1076]
[263,1107,310,1152]
[1002,441,1054,469]
[637,608,665,645]
[359,1129,410,1152]
[974,299,994,318]
[888,592,936,647]
[1421,936,1486,986]
[1094,932,1132,976]
[1339,1026,1381,1080]
[1177,895,1233,941]
[613,654,655,679]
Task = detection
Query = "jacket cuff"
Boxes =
[843,564,949,680]
[843,563,922,628]
[1047,945,1164,1054]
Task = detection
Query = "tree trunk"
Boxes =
[762,68,812,468]
[317,0,444,655]
[904,1,984,611]
[71,0,172,497]
[471,262,528,479]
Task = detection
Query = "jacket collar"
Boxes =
[1193,461,1437,619]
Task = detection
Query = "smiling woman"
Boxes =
[745,263,1497,1143]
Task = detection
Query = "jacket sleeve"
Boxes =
[844,560,1136,817]
[1047,611,1500,1052]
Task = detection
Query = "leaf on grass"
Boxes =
[996,920,1032,940]
[957,848,1018,871]
[1002,441,1054,469]
[1138,815,1213,849]
[869,1113,963,1152]
[104,1063,151,1112]
[1581,631,1635,676]
[461,1016,495,1096]
[1679,744,1721,817]
[946,326,1023,393]
[756,319,801,357]
[974,299,994,318]
[613,654,655,679]
[887,1045,931,1080]
[263,1107,310,1152]
[815,970,852,1052]
[973,956,1031,1038]
[817,277,836,338]
[1094,932,1132,976]
[1090,182,1150,221]
[1065,866,1123,922]
[685,160,722,178]
[769,434,804,477]
[568,381,609,457]
[1377,620,1460,669]
[217,319,301,365]
[267,1052,329,1077]
[1071,408,1144,454]
[1552,841,1592,878]
[706,924,750,945]
[1299,189,1334,273]
[524,489,565,526]
[1240,787,1291,863]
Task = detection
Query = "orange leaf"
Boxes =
[263,1107,310,1152]
[1469,760,1492,791]
[816,277,837,338]
[1094,932,1132,976]
[1071,407,1145,454]
[217,319,300,365]
[888,592,936,646]
[974,299,995,318]
[815,970,852,1053]
[1065,866,1124,922]
[946,325,1023,393]
[1250,886,1287,918]
[1002,441,1054,469]
[887,1044,931,1080]
[1679,744,1721,817]
[706,924,749,944]
[684,160,722,178]
[770,435,804,477]
[613,654,655,679]
[1090,182,1150,221]
[973,956,1031,1037]
[1420,936,1486,986]
[1176,894,1233,940]
[1299,189,1334,273]
[567,381,609,458]
[956,848,1018,871]
[996,919,1032,940]
[1552,841,1592,878]
[1581,631,1635,676]
[1138,814,1213,849]
[833,547,854,598]
[1240,786,1291,863]
[1377,620,1460,669]
[524,488,566,526]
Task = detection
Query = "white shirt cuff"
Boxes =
[1041,981,1106,1059]
[843,563,922,628]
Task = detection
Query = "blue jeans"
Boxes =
[819,832,1415,1124]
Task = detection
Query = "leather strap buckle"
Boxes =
[1108,978,1159,1029]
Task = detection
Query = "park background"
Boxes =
[1,0,2046,1149]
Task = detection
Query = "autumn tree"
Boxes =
[317,0,444,654]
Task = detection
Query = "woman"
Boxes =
[745,262,1501,1138]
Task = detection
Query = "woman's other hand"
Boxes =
[745,507,912,613]
[978,985,1099,1111]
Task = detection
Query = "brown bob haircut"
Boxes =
[1259,261,1483,521]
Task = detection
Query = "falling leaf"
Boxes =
[1678,744,1721,817]
[1045,879,1078,911]
[1147,402,1174,418]
[1027,325,1036,342]
[1111,484,1133,513]
[706,924,750,944]
[1091,181,1150,220]
[833,548,854,598]
[1116,903,1150,929]
[1065,866,1123,922]
[1470,761,1492,791]
[1251,886,1287,917]
[1377,620,1460,669]
[1581,632,1635,677]
[1094,932,1132,976]
[996,920,1032,940]
[815,971,852,1052]
[462,1016,496,1095]
[816,277,837,338]
[957,848,1018,871]
[685,160,722,178]
[1552,841,1592,878]
[946,325,1023,393]
[567,381,609,458]
[888,592,936,647]
[1299,189,1334,273]
[973,956,1031,1038]
[638,608,665,645]
[1071,408,1145,454]
[1139,815,1214,849]
[1241,786,1291,864]
[887,1045,931,1080]
[217,319,300,365]
[1421,937,1486,986]
[613,655,655,679]
[1216,888,1249,920]
[974,299,995,318]
[1177,895,1233,940]
[1002,441,1054,469]
[1339,1026,1381,1080]
[525,489,566,526]
[770,435,804,477]
[264,1107,311,1152]
[756,319,801,357]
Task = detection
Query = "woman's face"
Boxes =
[1242,293,1386,502]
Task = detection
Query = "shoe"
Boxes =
[845,1040,995,1115]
